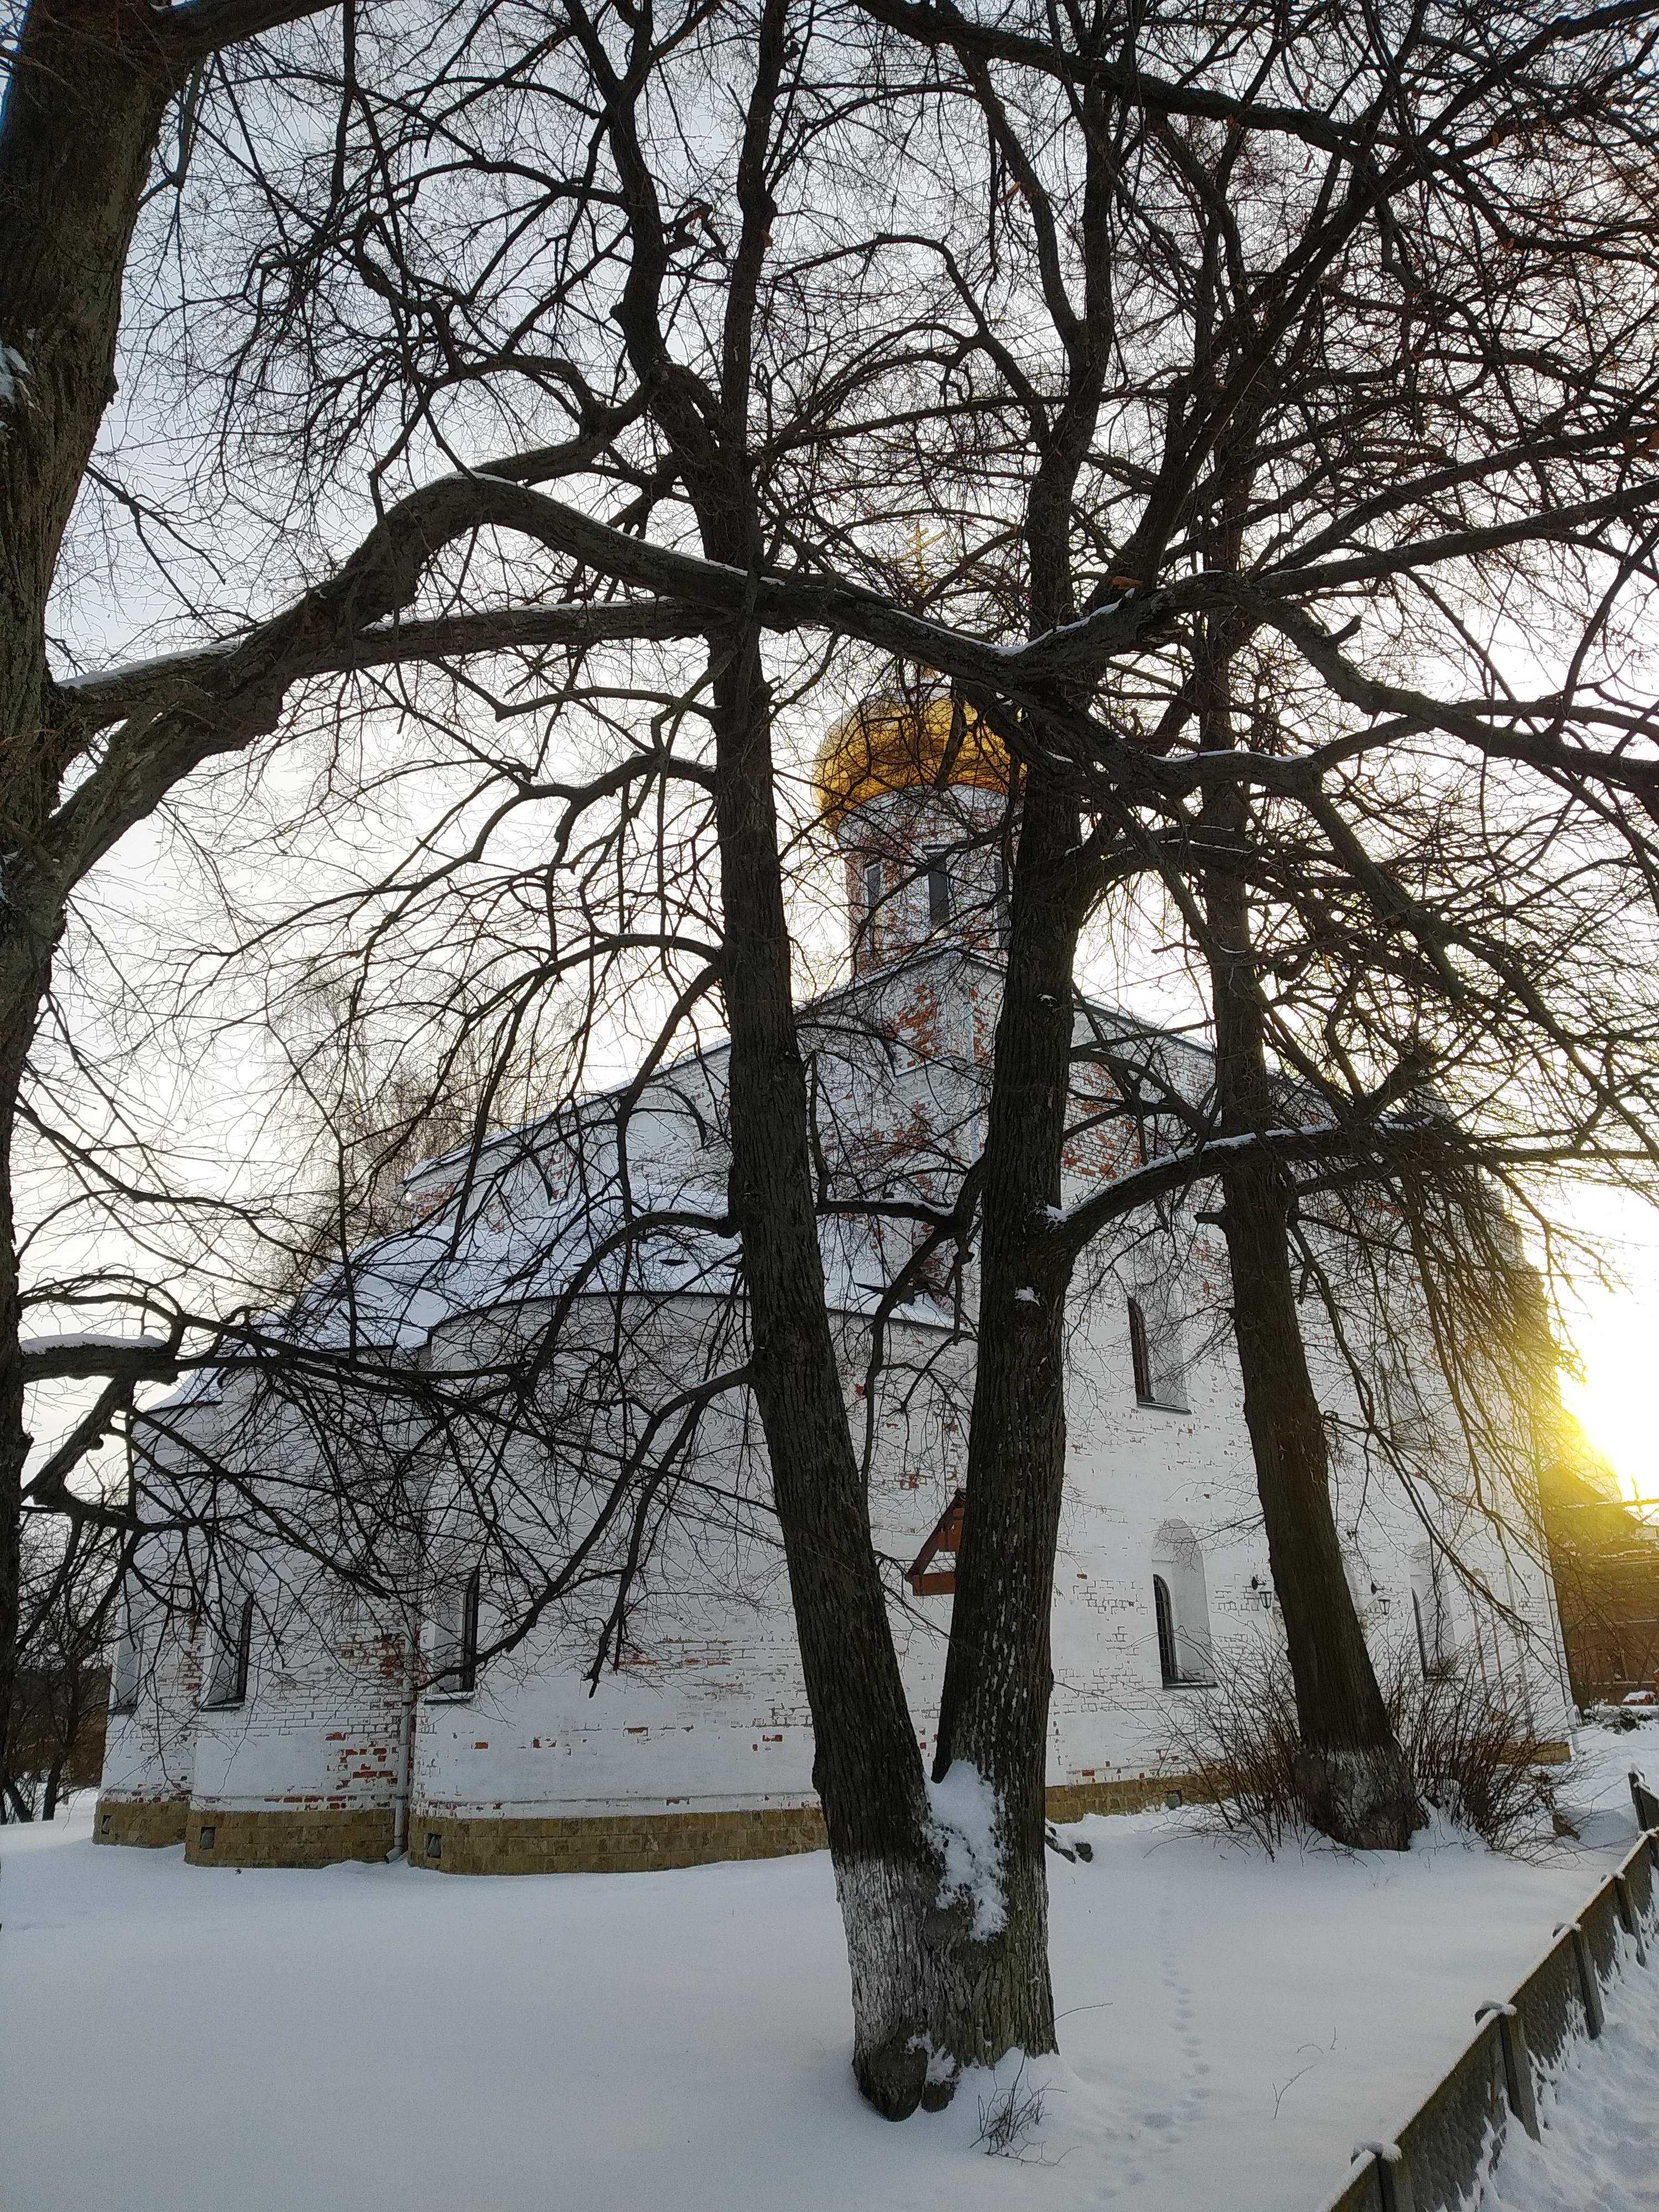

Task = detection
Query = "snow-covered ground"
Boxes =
[6,1731,1659,2212]
[1482,1927,1659,2212]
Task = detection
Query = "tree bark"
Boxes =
[707,618,947,2116]
[928,761,1086,2069]
[919,70,1117,2058]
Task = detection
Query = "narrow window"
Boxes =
[863,857,883,916]
[432,1568,482,1695]
[1154,1575,1178,1687]
[109,1601,141,1715]
[203,1594,253,1710]
[1410,1545,1455,1678]
[1129,1290,1188,1410]
[1411,1589,1434,1678]
[459,1568,481,1692]
[925,850,951,927]
[1128,1297,1154,1403]
[1152,1520,1214,1686]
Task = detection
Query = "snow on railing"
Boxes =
[1316,1775,1659,2212]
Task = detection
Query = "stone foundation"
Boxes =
[414,1801,830,1875]
[100,1760,1396,1876]
[93,1795,190,1849]
[184,1804,396,1868]
[413,1776,1206,1876]
[1047,1773,1206,1820]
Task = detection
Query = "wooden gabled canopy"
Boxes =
[906,1491,966,1597]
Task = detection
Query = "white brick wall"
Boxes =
[104,936,1573,1840]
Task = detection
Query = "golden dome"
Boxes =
[813,693,1013,831]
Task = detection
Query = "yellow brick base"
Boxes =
[100,1755,1569,1875]
[413,1776,1204,1876]
[414,1801,830,1875]
[184,1804,396,1868]
[93,1795,190,1849]
[1046,1773,1207,1820]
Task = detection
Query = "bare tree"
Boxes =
[0,0,377,1858]
[1,1512,120,1819]
[20,0,1659,2126]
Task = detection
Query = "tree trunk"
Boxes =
[1198,692,1422,1850]
[706,620,953,2116]
[0,0,178,1844]
[928,765,1088,2069]
[1214,1138,1423,1846]
[920,288,1112,2057]
[43,1657,86,1819]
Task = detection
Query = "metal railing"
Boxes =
[1314,1772,1659,2212]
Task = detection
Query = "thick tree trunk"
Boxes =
[0,1003,39,1811]
[1200,759,1423,1850]
[594,17,976,2083]
[706,622,950,2116]
[0,0,177,1828]
[644,7,1108,2095]
[1215,1140,1423,1846]
[928,768,1087,2068]
[919,310,1113,2058]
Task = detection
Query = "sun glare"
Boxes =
[1562,1280,1659,1507]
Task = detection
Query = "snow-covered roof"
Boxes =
[165,946,1206,1391]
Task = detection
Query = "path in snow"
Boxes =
[3,1729,1657,2212]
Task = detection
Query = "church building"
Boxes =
[96,695,1575,1873]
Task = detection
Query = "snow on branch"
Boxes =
[20,1333,179,1385]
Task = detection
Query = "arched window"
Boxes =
[855,855,884,967]
[1153,1574,1178,1686]
[1151,1520,1214,1686]
[1128,1298,1154,1404]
